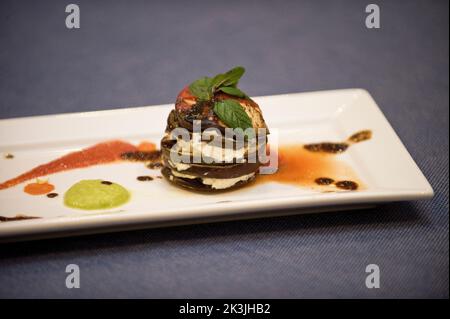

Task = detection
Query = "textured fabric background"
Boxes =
[0,0,448,298]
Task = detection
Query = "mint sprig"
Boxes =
[218,86,246,98]
[188,66,247,101]
[187,66,253,130]
[211,66,245,90]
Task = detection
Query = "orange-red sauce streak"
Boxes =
[0,140,137,190]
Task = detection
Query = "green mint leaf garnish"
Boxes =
[213,100,253,130]
[218,86,247,98]
[188,76,213,101]
[211,66,245,89]
[189,66,247,100]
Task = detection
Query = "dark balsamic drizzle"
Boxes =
[121,150,161,162]
[101,181,113,185]
[0,215,40,222]
[348,130,372,143]
[315,177,359,190]
[315,177,335,185]
[335,180,359,190]
[304,143,349,154]
[304,130,372,154]
[137,176,154,181]
[147,162,163,170]
[4,153,14,159]
[46,193,59,198]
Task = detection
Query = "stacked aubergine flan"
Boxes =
[160,67,269,192]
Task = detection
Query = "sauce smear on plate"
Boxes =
[257,145,362,189]
[0,140,137,190]
[24,181,55,195]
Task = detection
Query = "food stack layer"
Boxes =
[160,67,269,192]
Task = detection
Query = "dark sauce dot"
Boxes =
[348,130,372,143]
[137,176,154,181]
[4,153,14,159]
[101,181,113,185]
[335,180,359,190]
[0,215,39,222]
[304,142,349,154]
[147,162,163,169]
[315,177,335,185]
[121,150,161,162]
[46,193,59,198]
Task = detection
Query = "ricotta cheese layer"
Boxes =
[171,170,255,189]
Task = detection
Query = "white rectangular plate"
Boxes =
[0,89,433,242]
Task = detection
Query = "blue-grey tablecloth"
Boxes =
[0,0,448,298]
